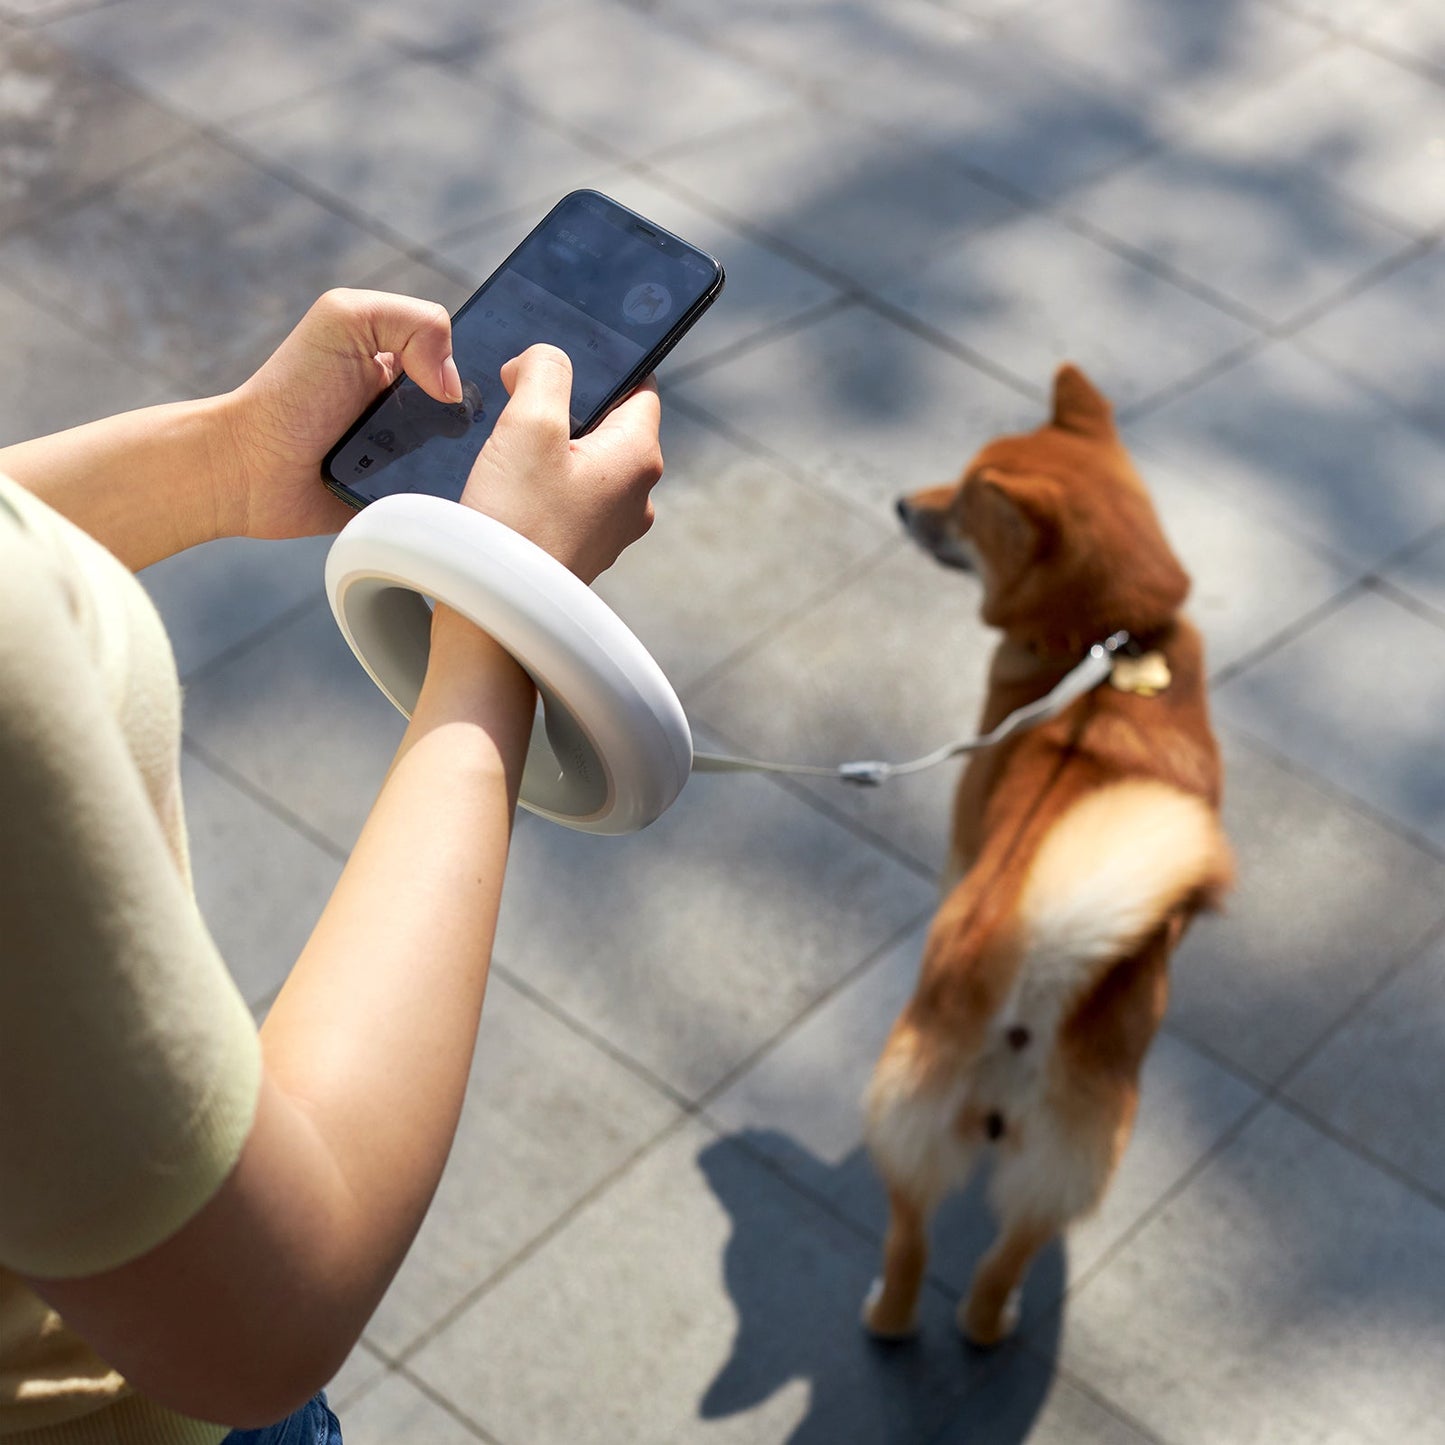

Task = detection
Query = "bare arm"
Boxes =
[19,315,661,1427]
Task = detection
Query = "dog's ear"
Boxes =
[1051,364,1116,440]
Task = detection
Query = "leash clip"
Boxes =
[838,760,891,787]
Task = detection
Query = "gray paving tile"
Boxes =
[0,278,173,441]
[1127,341,1445,570]
[658,0,986,101]
[409,1120,986,1445]
[1286,936,1445,1202]
[362,973,680,1357]
[139,533,331,679]
[831,28,1160,205]
[180,750,342,1011]
[643,106,1022,291]
[664,0,1155,202]
[461,0,794,160]
[1001,0,1328,129]
[592,410,890,692]
[1130,443,1356,676]
[1055,1103,1445,1445]
[932,1349,1159,1445]
[1067,135,1415,327]
[336,1371,481,1445]
[0,138,403,395]
[231,62,613,254]
[435,171,843,377]
[1167,729,1445,1084]
[1195,42,1445,235]
[878,209,1258,414]
[43,0,398,123]
[182,600,407,854]
[1292,241,1445,440]
[671,302,1040,518]
[1216,587,1445,849]
[493,743,933,1099]
[708,927,1260,1327]
[0,26,192,237]
[685,541,994,873]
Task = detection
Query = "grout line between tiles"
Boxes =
[181,732,353,864]
[662,295,859,389]
[678,531,905,702]
[1366,572,1445,635]
[1207,577,1369,691]
[390,1111,699,1366]
[1114,332,1275,425]
[1262,0,1445,89]
[662,391,899,530]
[176,592,326,689]
[488,963,695,1112]
[1221,719,1445,869]
[391,1365,508,1445]
[1271,229,1443,337]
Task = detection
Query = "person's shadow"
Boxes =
[694,1129,1067,1444]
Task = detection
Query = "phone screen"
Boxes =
[324,191,723,507]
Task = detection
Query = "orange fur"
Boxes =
[862,365,1232,1347]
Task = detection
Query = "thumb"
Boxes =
[496,344,574,435]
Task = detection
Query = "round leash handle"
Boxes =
[325,494,694,835]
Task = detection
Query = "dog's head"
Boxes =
[897,365,1188,650]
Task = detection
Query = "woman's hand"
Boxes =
[458,344,662,584]
[221,289,463,541]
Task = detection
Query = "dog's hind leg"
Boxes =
[862,1186,930,1339]
[958,1214,1054,1347]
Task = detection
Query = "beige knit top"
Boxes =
[0,473,262,1443]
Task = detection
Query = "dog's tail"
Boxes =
[1010,779,1232,1013]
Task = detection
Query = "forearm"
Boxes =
[0,394,241,569]
[258,612,534,1301]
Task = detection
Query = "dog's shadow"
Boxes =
[694,1129,1066,1445]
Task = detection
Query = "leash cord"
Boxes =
[691,631,1131,787]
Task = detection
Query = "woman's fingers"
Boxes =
[316,289,461,404]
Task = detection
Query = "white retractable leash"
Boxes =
[326,495,1129,835]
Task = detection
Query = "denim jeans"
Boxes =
[220,1391,342,1445]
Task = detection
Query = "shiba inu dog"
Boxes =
[862,364,1232,1347]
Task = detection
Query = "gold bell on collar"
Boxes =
[1109,650,1172,698]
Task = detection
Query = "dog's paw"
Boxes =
[958,1286,1021,1349]
[861,1277,920,1341]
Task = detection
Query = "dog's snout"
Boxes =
[895,497,912,526]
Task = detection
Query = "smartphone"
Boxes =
[322,189,725,508]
